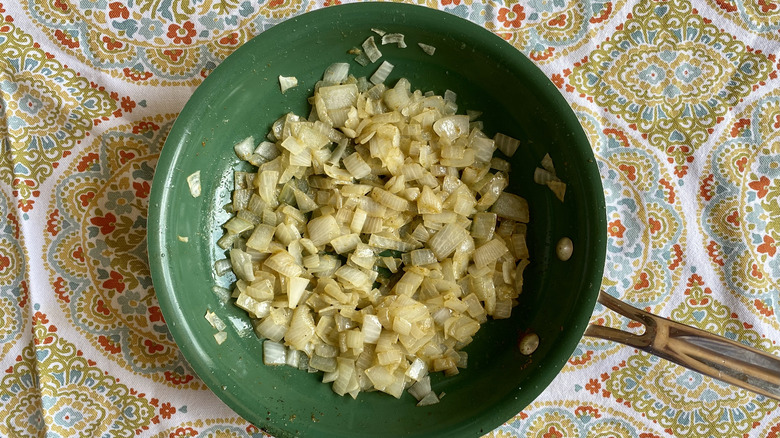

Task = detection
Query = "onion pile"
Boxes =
[215,63,530,404]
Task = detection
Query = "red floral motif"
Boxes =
[699,173,714,201]
[218,32,240,45]
[103,270,126,293]
[497,4,526,28]
[164,371,194,385]
[54,29,79,48]
[108,2,129,19]
[634,271,650,290]
[730,118,750,137]
[590,1,613,23]
[648,216,662,234]
[54,276,70,303]
[118,150,136,164]
[584,378,601,394]
[706,241,725,266]
[160,402,176,419]
[121,96,136,113]
[170,427,198,437]
[123,67,153,81]
[569,349,593,365]
[574,405,601,418]
[757,235,776,257]
[148,306,165,323]
[78,191,95,207]
[90,212,117,234]
[167,22,196,45]
[95,299,112,316]
[98,335,121,354]
[441,0,461,5]
[618,164,637,181]
[608,219,626,238]
[144,339,165,354]
[748,176,770,198]
[132,120,160,134]
[133,181,151,198]
[102,35,123,50]
[548,13,568,28]
[543,426,564,438]
[163,49,183,62]
[755,299,775,317]
[0,254,9,273]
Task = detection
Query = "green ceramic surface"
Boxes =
[148,3,607,437]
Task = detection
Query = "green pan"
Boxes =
[148,3,606,437]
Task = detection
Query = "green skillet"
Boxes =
[148,3,607,437]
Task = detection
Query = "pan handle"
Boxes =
[583,290,780,400]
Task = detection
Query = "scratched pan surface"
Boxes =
[148,3,607,437]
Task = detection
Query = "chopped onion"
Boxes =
[279,75,298,93]
[214,331,227,345]
[494,132,520,157]
[187,170,201,197]
[323,63,350,85]
[362,36,382,63]
[418,42,436,56]
[263,340,287,365]
[370,60,394,85]
[381,33,407,48]
[215,63,534,405]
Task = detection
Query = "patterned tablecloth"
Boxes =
[2,0,780,436]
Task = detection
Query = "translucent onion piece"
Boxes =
[323,62,350,85]
[187,170,201,197]
[370,60,394,85]
[418,42,436,55]
[362,36,382,63]
[279,75,298,93]
[381,33,407,48]
[494,132,520,157]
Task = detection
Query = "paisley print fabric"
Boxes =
[3,0,780,436]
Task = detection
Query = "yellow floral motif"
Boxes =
[605,275,778,437]
[149,417,268,438]
[569,0,774,178]
[44,115,205,388]
[0,13,120,213]
[0,316,155,437]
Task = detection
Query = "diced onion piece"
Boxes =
[233,136,255,161]
[428,223,469,260]
[381,33,407,48]
[230,248,255,282]
[214,331,227,345]
[418,42,436,55]
[205,310,227,331]
[279,75,298,93]
[177,235,189,242]
[541,153,555,173]
[343,152,372,179]
[490,192,529,223]
[370,60,394,85]
[187,170,201,198]
[547,180,566,202]
[474,238,509,269]
[287,277,310,308]
[362,36,382,63]
[433,115,470,144]
[264,340,287,365]
[307,214,341,247]
[371,28,386,36]
[323,63,350,85]
[494,132,520,157]
[416,390,440,406]
[533,167,558,185]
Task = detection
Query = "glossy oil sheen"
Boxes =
[148,3,607,437]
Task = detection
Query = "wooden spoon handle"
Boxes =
[584,290,780,400]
